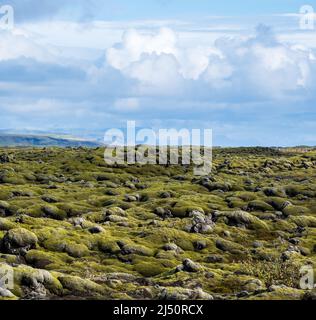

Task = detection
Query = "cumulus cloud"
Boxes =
[211,25,316,100]
[106,28,178,70]
[103,26,316,103]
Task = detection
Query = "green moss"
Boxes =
[25,249,67,269]
[98,238,121,254]
[247,200,274,212]
[171,201,205,218]
[216,238,246,255]
[263,187,286,198]
[0,147,315,300]
[289,216,316,227]
[282,205,310,216]
[57,203,89,217]
[266,197,290,211]
[64,242,89,258]
[0,200,10,211]
[214,211,269,230]
[120,242,155,257]
[0,218,16,231]
[42,205,68,220]
[285,185,315,198]
[0,172,26,185]
[58,275,106,296]
[2,227,38,249]
[13,264,63,296]
[236,192,257,202]
[40,231,91,258]
[134,262,167,277]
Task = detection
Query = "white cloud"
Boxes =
[106,28,178,70]
[103,26,316,101]
[0,30,57,62]
[124,53,184,95]
[106,27,225,82]
[203,56,234,89]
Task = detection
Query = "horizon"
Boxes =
[0,130,315,149]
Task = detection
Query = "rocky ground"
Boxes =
[0,147,316,300]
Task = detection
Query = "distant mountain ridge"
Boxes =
[0,133,102,147]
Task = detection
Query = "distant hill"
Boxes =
[0,134,102,148]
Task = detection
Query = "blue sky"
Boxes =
[91,0,313,19]
[0,0,316,146]
[7,0,313,20]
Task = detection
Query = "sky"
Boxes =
[0,0,316,146]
